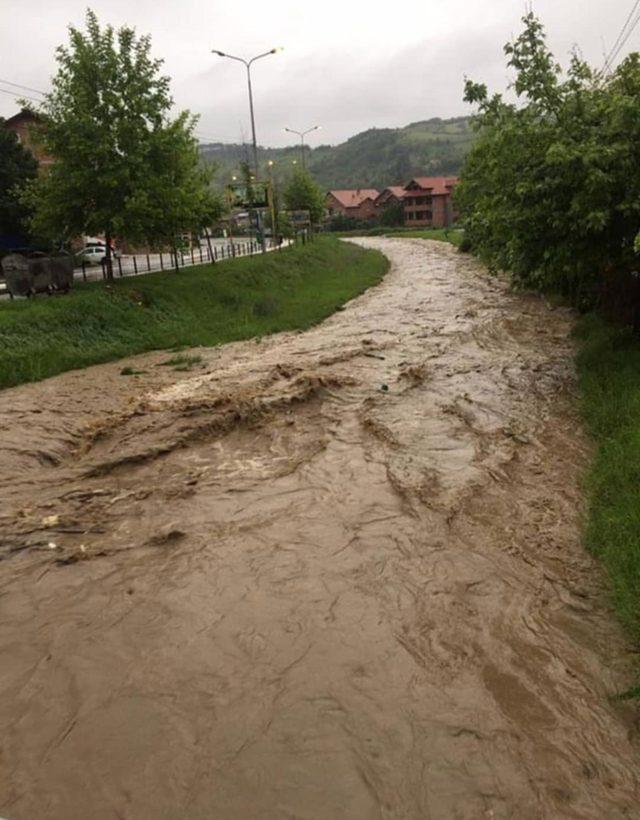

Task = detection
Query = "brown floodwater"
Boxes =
[0,238,638,819]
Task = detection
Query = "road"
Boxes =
[0,238,638,819]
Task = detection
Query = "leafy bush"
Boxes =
[456,13,640,316]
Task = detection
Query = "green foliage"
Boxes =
[200,117,474,191]
[325,213,372,232]
[25,10,220,264]
[283,169,325,225]
[379,202,405,227]
[0,237,389,389]
[456,13,640,305]
[574,315,640,645]
[0,120,38,238]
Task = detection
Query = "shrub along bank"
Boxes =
[0,236,389,390]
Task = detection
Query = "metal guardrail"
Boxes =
[76,238,289,283]
[0,237,295,297]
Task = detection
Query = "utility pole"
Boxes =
[267,159,278,245]
[283,125,321,171]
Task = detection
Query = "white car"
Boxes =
[76,246,121,266]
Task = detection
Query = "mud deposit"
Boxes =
[0,238,638,819]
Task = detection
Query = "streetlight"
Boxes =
[212,47,283,178]
[283,125,321,170]
[212,47,282,251]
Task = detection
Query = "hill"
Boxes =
[199,116,474,191]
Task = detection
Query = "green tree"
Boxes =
[124,115,222,269]
[26,9,218,277]
[0,120,38,239]
[379,202,404,227]
[283,169,325,225]
[456,13,640,309]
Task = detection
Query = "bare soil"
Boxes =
[0,238,638,819]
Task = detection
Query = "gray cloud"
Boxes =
[1,0,636,146]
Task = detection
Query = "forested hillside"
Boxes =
[199,117,473,190]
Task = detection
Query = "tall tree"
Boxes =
[26,9,218,277]
[456,13,640,309]
[283,169,325,225]
[0,121,38,239]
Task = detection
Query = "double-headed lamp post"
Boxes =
[283,125,321,170]
[211,47,282,179]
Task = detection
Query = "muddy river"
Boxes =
[0,238,638,819]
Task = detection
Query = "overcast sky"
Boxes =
[1,0,637,147]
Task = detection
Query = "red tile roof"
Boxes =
[376,186,406,202]
[3,109,44,128]
[328,189,380,208]
[404,176,458,195]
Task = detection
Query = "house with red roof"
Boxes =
[3,109,53,172]
[402,176,458,228]
[374,186,406,209]
[325,189,380,221]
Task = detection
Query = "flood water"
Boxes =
[0,238,638,819]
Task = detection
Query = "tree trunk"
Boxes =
[104,230,114,281]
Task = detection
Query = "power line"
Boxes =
[0,87,43,104]
[604,0,640,70]
[0,78,47,97]
[609,10,640,67]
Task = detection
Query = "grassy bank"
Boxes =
[0,237,389,390]
[330,227,463,246]
[574,315,640,655]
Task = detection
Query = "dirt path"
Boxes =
[0,238,638,819]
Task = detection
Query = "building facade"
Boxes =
[325,189,380,221]
[402,177,458,228]
[374,187,406,210]
[3,109,53,171]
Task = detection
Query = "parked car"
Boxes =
[75,245,121,266]
[76,246,108,266]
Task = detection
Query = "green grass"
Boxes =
[0,236,389,390]
[574,314,640,647]
[331,227,464,247]
[159,353,204,370]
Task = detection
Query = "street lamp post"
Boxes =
[283,125,321,170]
[212,47,281,180]
[212,47,282,250]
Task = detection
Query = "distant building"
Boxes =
[325,189,380,221]
[3,109,53,171]
[402,177,458,228]
[374,186,406,210]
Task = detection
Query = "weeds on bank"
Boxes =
[159,354,203,371]
[574,315,640,651]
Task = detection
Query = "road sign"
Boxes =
[288,210,311,227]
[227,182,269,209]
